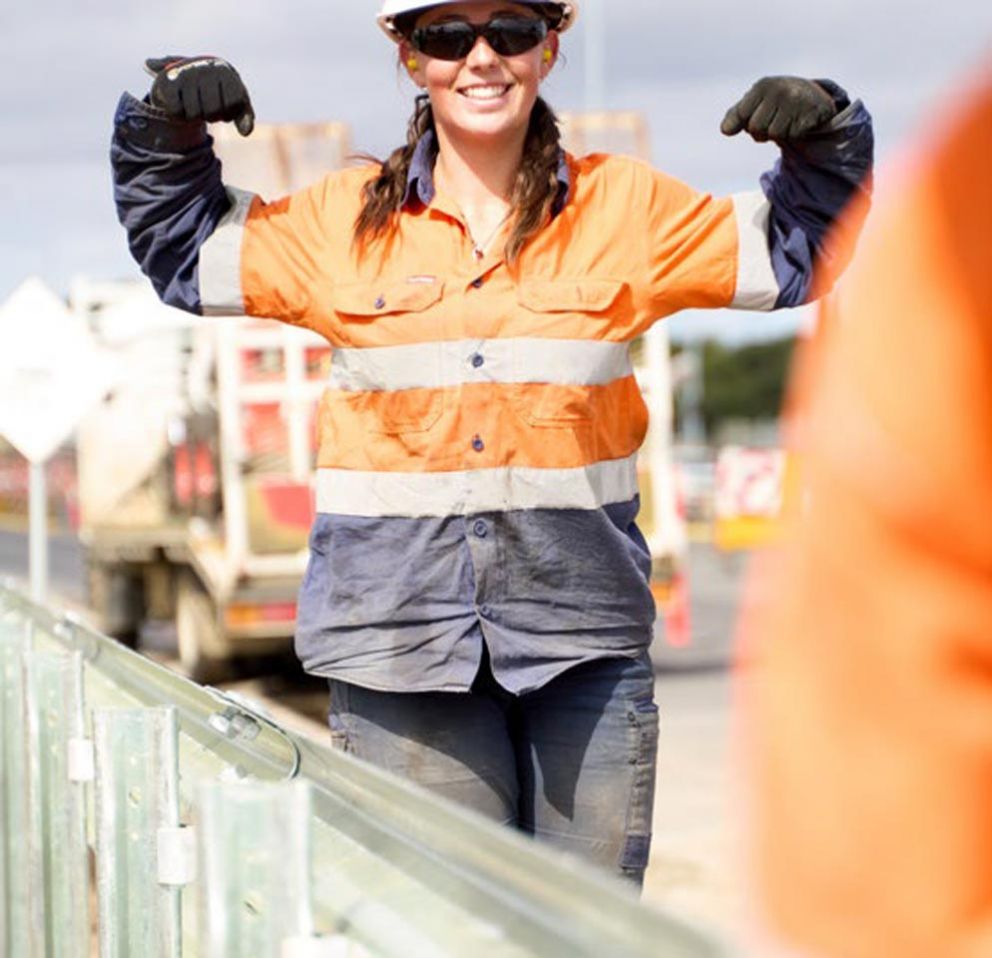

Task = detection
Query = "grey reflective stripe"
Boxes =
[328,338,634,392]
[729,191,779,311]
[315,454,640,518]
[199,187,255,317]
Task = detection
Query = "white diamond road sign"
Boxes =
[0,277,118,463]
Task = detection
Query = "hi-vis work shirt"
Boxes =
[112,84,873,694]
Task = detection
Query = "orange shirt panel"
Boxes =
[315,377,647,473]
[239,154,741,349]
[240,174,359,340]
[642,168,738,317]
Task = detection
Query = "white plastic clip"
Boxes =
[157,826,198,886]
[67,738,95,783]
[280,936,352,958]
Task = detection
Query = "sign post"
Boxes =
[0,278,118,600]
[28,463,47,601]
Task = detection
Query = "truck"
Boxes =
[73,276,334,682]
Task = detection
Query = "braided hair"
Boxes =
[353,94,564,264]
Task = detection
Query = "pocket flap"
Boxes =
[334,280,444,317]
[518,279,624,313]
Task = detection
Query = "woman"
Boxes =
[112,0,873,884]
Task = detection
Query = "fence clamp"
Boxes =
[208,705,262,742]
[67,737,95,783]
[207,689,303,780]
[157,826,198,886]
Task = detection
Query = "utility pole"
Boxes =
[679,341,707,448]
[583,0,606,112]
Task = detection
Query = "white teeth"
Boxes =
[461,85,510,100]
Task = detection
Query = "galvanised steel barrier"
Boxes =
[0,580,727,958]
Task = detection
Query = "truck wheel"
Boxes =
[175,573,229,685]
[86,561,144,648]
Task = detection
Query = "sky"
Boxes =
[2,1,990,342]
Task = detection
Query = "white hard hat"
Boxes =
[377,1,578,41]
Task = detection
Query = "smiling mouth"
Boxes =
[459,84,512,100]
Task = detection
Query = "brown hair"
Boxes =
[353,94,564,264]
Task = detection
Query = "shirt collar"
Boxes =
[401,128,573,218]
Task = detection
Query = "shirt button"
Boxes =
[479,604,492,618]
[471,353,485,369]
[472,435,485,453]
[470,277,484,289]
[374,296,386,309]
[473,520,488,538]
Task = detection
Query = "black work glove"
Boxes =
[144,55,255,136]
[720,76,837,143]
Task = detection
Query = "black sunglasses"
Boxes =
[410,16,549,61]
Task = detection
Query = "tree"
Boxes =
[672,337,796,439]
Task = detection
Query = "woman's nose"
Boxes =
[465,34,499,67]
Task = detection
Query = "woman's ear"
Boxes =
[399,40,424,87]
[540,32,560,79]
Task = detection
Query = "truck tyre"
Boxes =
[176,572,229,685]
[86,561,144,647]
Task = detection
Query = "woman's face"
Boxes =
[402,1,558,147]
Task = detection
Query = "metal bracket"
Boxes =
[57,613,101,663]
[208,705,262,742]
[206,689,302,781]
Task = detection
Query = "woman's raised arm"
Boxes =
[112,56,326,330]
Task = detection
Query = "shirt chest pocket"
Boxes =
[513,279,626,427]
[332,281,446,434]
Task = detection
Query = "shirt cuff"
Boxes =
[813,78,852,114]
[782,81,873,170]
[113,91,209,152]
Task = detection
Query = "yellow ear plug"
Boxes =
[407,57,418,70]
[543,48,553,63]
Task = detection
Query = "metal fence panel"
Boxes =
[197,780,314,957]
[0,613,30,957]
[93,706,182,958]
[23,649,91,957]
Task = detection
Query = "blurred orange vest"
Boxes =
[744,69,992,958]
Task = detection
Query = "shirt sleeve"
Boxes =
[112,91,325,326]
[643,82,874,317]
[642,169,740,318]
[759,81,874,308]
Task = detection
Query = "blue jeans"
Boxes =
[327,651,659,884]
